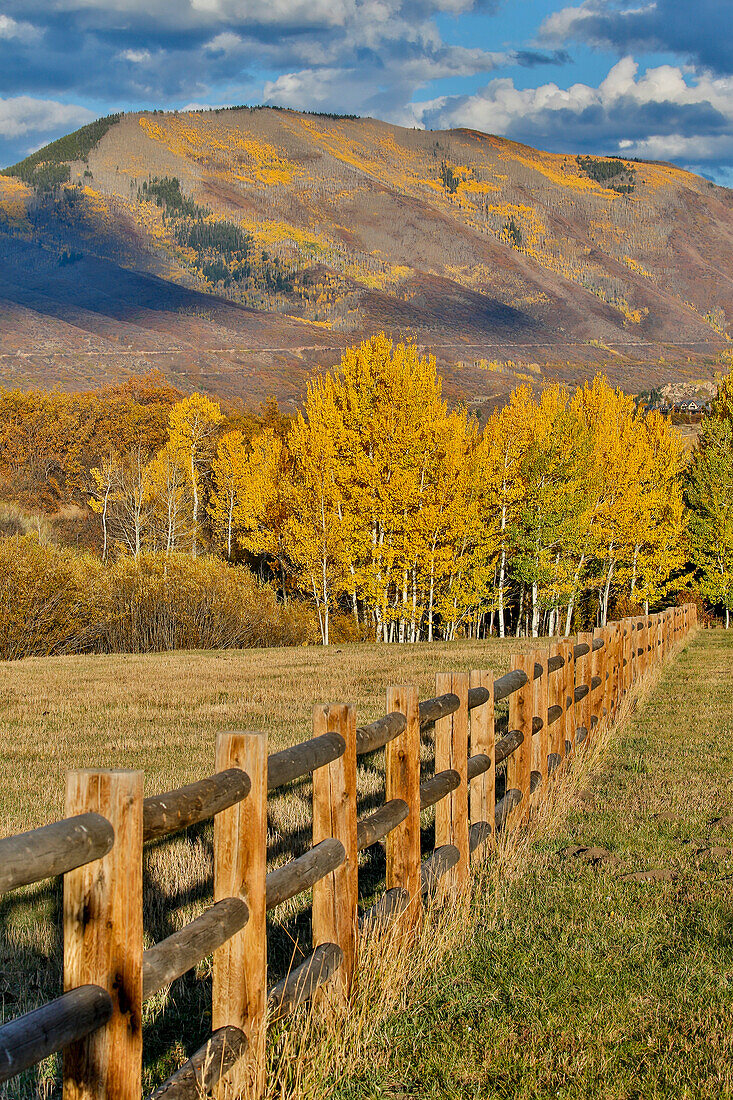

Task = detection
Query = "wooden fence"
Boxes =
[0,604,696,1098]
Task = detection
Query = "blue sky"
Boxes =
[2,0,732,185]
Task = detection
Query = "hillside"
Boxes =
[2,107,733,407]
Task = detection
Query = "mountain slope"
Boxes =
[2,107,732,406]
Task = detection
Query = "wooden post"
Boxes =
[613,622,623,712]
[386,684,422,924]
[641,615,650,678]
[312,703,358,1000]
[548,641,565,760]
[213,731,267,1098]
[63,770,143,1100]
[603,627,613,720]
[592,628,605,726]
[623,621,632,695]
[533,650,549,789]
[577,631,593,742]
[435,672,469,883]
[562,637,576,756]
[469,670,494,845]
[507,655,533,824]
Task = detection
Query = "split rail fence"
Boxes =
[0,604,696,1098]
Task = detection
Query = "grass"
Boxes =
[0,637,538,837]
[310,628,733,1100]
[4,629,729,1099]
[0,635,537,1098]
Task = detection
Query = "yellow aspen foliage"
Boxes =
[168,394,224,556]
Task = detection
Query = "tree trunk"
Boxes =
[190,449,198,558]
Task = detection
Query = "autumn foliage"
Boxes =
[0,338,701,653]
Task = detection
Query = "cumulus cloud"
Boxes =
[120,48,152,62]
[540,0,731,77]
[0,95,94,140]
[0,0,731,185]
[0,0,504,110]
[0,15,40,43]
[416,57,733,177]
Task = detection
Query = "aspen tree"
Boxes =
[168,394,224,557]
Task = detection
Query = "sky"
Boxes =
[1,0,732,185]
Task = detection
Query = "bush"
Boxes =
[0,536,100,659]
[0,538,316,659]
[87,554,292,653]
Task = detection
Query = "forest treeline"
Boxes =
[0,336,730,655]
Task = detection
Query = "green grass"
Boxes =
[329,629,733,1100]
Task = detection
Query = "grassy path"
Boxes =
[336,630,733,1100]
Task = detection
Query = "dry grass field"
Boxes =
[0,636,538,837]
[1,634,539,1098]
[4,629,731,1099]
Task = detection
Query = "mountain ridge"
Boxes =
[1,107,731,407]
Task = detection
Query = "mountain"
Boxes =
[1,107,732,409]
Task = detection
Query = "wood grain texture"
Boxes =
[63,770,143,1100]
[577,632,594,742]
[213,731,267,1098]
[143,898,249,1002]
[533,651,549,787]
[592,628,605,726]
[0,986,111,1086]
[562,639,576,756]
[266,839,345,908]
[507,655,533,825]
[148,1026,247,1100]
[0,813,114,896]
[548,642,564,758]
[312,703,358,1001]
[143,769,250,843]
[469,670,494,845]
[434,672,469,882]
[386,684,421,922]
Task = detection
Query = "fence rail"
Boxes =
[0,604,696,1098]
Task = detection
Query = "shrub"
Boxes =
[86,553,293,653]
[0,536,100,659]
[0,539,316,659]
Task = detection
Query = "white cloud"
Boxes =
[414,58,733,169]
[539,0,730,77]
[120,48,152,62]
[0,15,40,43]
[203,32,243,54]
[0,96,95,140]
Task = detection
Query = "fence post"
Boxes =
[386,685,422,925]
[602,626,613,721]
[469,670,495,847]
[642,617,648,676]
[213,731,267,1098]
[312,703,358,1001]
[577,631,593,742]
[435,672,469,883]
[63,770,143,1100]
[623,620,632,695]
[592,628,605,726]
[607,629,620,712]
[507,654,533,824]
[562,637,576,756]
[533,650,549,790]
[548,641,565,762]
